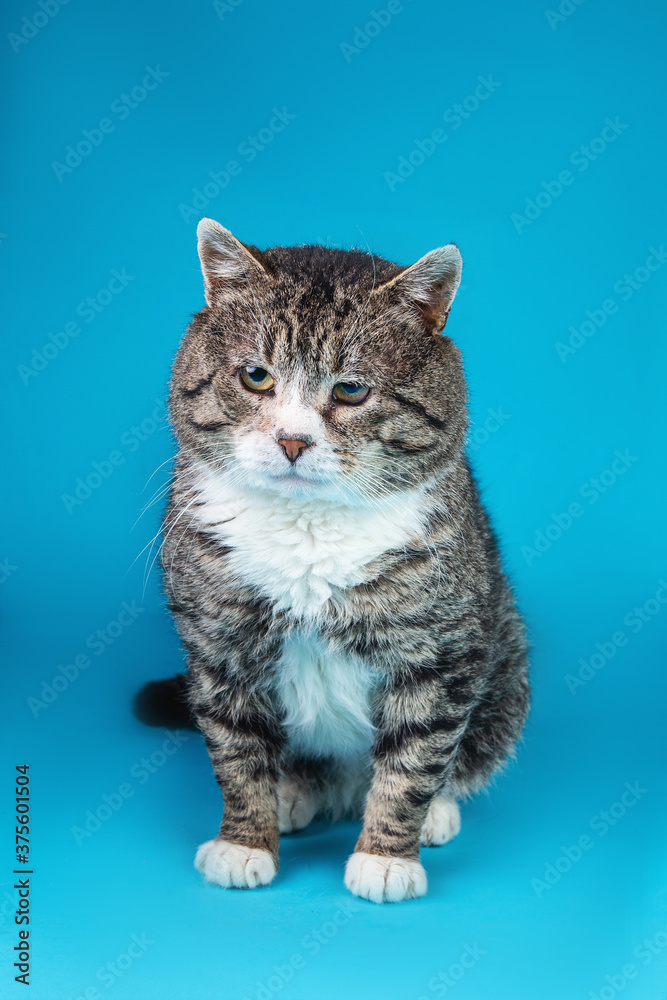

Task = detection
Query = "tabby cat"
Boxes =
[138,217,529,903]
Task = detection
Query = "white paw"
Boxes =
[278,777,318,834]
[344,852,427,904]
[194,839,276,889]
[420,797,461,846]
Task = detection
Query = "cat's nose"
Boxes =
[277,437,311,463]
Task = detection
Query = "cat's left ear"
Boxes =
[376,245,462,333]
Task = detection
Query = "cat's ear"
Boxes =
[376,245,462,333]
[196,218,268,305]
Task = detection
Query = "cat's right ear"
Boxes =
[196,218,268,305]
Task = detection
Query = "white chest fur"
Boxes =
[190,466,427,619]
[189,466,426,759]
[275,630,377,758]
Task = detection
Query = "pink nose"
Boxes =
[278,438,310,463]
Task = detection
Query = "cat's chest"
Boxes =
[191,468,426,618]
[274,630,378,759]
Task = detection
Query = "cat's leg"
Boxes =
[344,674,471,903]
[190,665,285,890]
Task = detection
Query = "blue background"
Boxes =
[2,0,666,997]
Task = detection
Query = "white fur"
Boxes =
[195,839,276,889]
[420,796,461,846]
[191,464,427,619]
[190,465,427,759]
[344,852,427,903]
[233,386,342,493]
[277,774,318,833]
[275,631,377,759]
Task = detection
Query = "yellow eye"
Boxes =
[333,382,370,405]
[240,366,275,393]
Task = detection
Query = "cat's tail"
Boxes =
[133,674,196,730]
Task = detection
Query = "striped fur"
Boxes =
[156,219,530,902]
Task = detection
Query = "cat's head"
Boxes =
[170,218,467,503]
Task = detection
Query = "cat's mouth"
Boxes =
[248,464,336,499]
[271,468,324,491]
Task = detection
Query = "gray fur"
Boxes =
[153,219,529,883]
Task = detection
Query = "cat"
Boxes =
[135,217,530,903]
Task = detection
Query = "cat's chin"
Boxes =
[242,469,407,507]
[246,469,335,500]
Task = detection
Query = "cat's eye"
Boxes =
[240,366,275,393]
[332,382,370,405]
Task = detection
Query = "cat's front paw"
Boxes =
[344,852,427,903]
[420,797,461,846]
[278,776,318,834]
[194,839,277,889]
